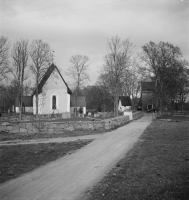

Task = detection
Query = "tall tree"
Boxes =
[178,63,189,108]
[141,41,189,112]
[67,54,90,117]
[11,39,29,120]
[100,36,135,116]
[82,85,114,112]
[29,39,53,119]
[0,36,10,82]
[0,81,19,113]
[165,60,189,112]
[121,56,142,109]
[0,84,7,112]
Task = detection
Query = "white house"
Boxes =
[32,64,72,115]
[118,96,132,112]
[118,96,133,120]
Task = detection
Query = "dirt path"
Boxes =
[0,115,152,200]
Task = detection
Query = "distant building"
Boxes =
[141,79,189,111]
[70,96,86,115]
[32,64,72,115]
[141,81,155,111]
[118,96,132,111]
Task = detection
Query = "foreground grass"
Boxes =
[0,140,92,184]
[0,130,107,141]
[86,119,189,200]
[158,115,189,121]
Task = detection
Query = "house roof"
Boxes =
[119,96,131,106]
[33,63,72,96]
[141,82,155,92]
[70,96,86,107]
[15,96,33,107]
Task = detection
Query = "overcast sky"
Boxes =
[0,0,188,85]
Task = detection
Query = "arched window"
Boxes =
[52,95,57,109]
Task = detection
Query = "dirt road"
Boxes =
[0,115,152,200]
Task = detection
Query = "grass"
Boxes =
[86,117,189,200]
[0,129,107,141]
[158,115,189,121]
[0,139,93,184]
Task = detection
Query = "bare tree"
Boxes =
[0,36,10,82]
[67,55,90,117]
[101,36,135,116]
[141,41,188,112]
[11,39,29,120]
[29,39,53,119]
[121,55,143,109]
[122,71,140,109]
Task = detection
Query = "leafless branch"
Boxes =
[10,39,29,119]
[0,36,10,82]
[29,39,53,118]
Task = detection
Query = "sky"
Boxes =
[0,0,189,86]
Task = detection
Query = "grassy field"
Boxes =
[0,129,107,141]
[0,140,93,184]
[158,115,189,121]
[86,117,189,200]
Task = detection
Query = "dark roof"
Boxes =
[70,96,86,107]
[119,96,131,106]
[15,96,33,107]
[141,82,155,92]
[33,63,72,96]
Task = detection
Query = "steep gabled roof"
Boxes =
[33,63,72,95]
[119,96,131,106]
[70,96,86,107]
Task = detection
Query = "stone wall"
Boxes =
[133,111,143,120]
[0,112,143,135]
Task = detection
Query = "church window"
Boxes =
[52,95,57,109]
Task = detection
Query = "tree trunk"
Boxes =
[114,94,119,117]
[75,95,77,118]
[36,77,39,119]
[113,96,116,117]
[159,96,163,116]
[19,86,22,120]
[171,99,174,115]
[19,101,22,120]
[36,93,39,119]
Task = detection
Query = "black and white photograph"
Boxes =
[0,0,189,199]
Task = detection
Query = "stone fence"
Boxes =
[0,112,143,135]
[0,112,71,122]
[133,111,143,120]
